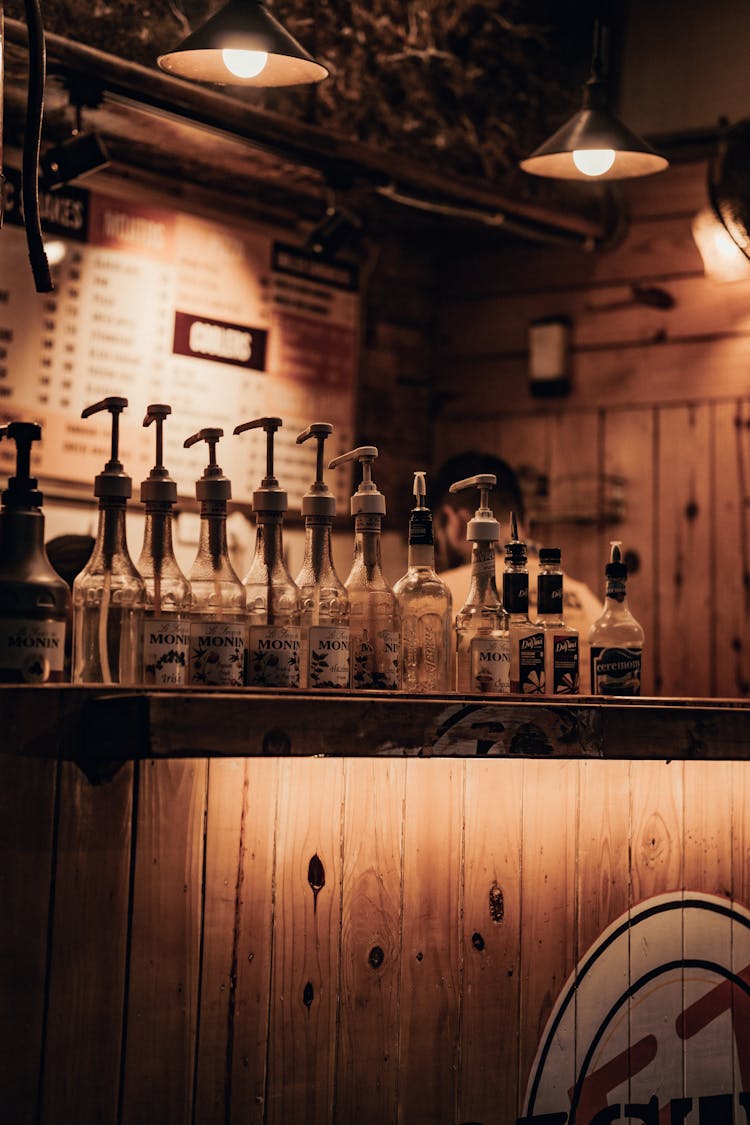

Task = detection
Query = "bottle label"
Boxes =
[350,628,400,690]
[469,636,510,694]
[189,620,246,687]
[355,515,382,533]
[143,616,190,686]
[248,625,301,687]
[472,544,496,577]
[538,573,563,615]
[516,630,545,694]
[402,612,446,692]
[0,618,65,682]
[591,646,642,696]
[553,633,580,694]
[503,572,529,614]
[308,626,350,688]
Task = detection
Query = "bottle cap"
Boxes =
[141,404,177,505]
[408,470,434,546]
[81,397,132,499]
[297,422,336,518]
[449,473,499,542]
[329,445,386,516]
[539,547,561,565]
[234,417,287,514]
[606,539,627,580]
[504,510,527,562]
[0,421,43,509]
[184,427,231,502]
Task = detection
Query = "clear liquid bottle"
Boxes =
[504,512,545,694]
[329,445,400,690]
[184,428,246,687]
[0,422,70,682]
[295,423,349,689]
[588,541,645,695]
[137,405,191,686]
[72,398,145,684]
[452,474,509,694]
[235,417,301,688]
[537,547,580,695]
[393,471,452,693]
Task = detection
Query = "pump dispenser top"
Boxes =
[329,446,385,516]
[449,473,499,541]
[0,422,44,509]
[234,416,287,514]
[297,422,336,518]
[141,404,177,505]
[82,397,131,499]
[184,428,231,502]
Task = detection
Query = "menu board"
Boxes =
[0,172,358,510]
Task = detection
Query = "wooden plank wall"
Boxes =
[4,752,750,1124]
[433,160,750,697]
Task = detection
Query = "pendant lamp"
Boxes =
[157,0,329,87]
[520,19,667,182]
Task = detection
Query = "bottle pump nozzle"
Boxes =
[234,416,287,514]
[413,470,427,508]
[505,509,526,560]
[449,473,499,542]
[297,422,336,517]
[0,421,43,508]
[141,404,177,505]
[184,427,231,501]
[328,445,385,515]
[81,397,131,499]
[606,539,627,579]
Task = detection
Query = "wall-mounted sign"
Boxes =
[521,893,750,1124]
[0,175,357,510]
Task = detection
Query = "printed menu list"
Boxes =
[0,175,357,510]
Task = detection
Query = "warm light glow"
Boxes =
[44,240,67,267]
[692,208,750,283]
[572,149,616,177]
[221,48,269,78]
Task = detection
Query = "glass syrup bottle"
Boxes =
[537,547,580,695]
[235,417,301,688]
[137,405,191,685]
[504,512,545,694]
[589,540,645,695]
[184,428,246,687]
[453,474,509,694]
[328,445,400,690]
[393,471,452,693]
[72,397,145,684]
[295,423,349,689]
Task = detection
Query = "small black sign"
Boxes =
[172,311,267,371]
[272,241,358,292]
[2,167,89,242]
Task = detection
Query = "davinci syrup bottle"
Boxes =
[0,422,70,682]
[184,428,246,687]
[537,547,580,695]
[504,512,545,694]
[588,540,645,695]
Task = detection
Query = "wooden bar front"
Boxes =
[2,687,749,1124]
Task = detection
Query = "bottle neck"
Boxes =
[354,515,383,572]
[605,578,628,605]
[198,503,230,564]
[408,544,436,569]
[94,500,130,565]
[142,505,177,564]
[303,517,335,580]
[0,507,46,567]
[467,541,500,602]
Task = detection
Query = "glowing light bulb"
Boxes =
[221,48,269,79]
[572,149,616,177]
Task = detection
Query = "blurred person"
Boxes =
[431,452,602,692]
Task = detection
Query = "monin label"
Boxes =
[308,626,349,688]
[515,630,545,694]
[0,618,65,682]
[248,625,301,687]
[553,633,579,694]
[591,645,642,696]
[143,615,190,686]
[469,636,510,694]
[189,620,246,686]
[350,628,399,690]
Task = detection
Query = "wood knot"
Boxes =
[416,951,423,962]
[471,931,485,952]
[368,945,384,969]
[489,883,504,923]
[308,854,325,913]
[303,981,314,1008]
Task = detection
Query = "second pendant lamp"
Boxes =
[521,19,667,182]
[157,0,329,86]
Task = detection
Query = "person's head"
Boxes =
[431,452,525,569]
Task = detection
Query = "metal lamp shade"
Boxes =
[520,106,668,181]
[157,0,329,86]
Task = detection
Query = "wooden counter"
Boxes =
[2,688,750,1124]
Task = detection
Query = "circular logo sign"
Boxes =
[522,893,750,1124]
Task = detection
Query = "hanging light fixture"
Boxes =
[157,0,329,87]
[520,19,667,182]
